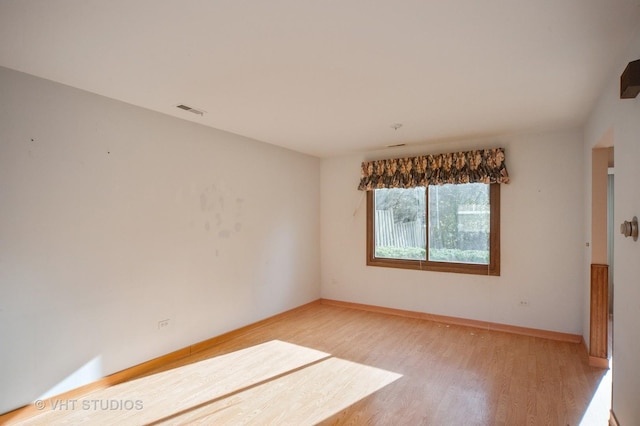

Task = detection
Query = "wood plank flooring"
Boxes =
[13,302,606,425]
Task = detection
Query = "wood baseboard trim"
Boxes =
[320,298,582,343]
[609,409,620,426]
[589,355,610,369]
[0,299,322,423]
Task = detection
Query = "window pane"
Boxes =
[374,187,426,261]
[428,183,489,264]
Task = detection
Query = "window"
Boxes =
[367,183,500,275]
[359,147,508,275]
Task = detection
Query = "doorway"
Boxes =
[589,145,613,368]
[607,168,614,359]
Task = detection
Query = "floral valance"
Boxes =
[358,147,510,190]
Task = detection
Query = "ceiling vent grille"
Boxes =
[176,104,205,116]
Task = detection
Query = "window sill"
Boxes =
[366,257,500,276]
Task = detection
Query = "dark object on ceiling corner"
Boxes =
[620,59,640,99]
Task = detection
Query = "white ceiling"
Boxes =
[1,1,639,157]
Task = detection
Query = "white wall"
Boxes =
[584,26,640,424]
[321,129,585,334]
[0,66,320,414]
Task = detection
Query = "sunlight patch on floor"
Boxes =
[579,363,612,426]
[23,340,401,425]
[160,356,402,425]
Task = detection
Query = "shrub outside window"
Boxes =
[367,183,500,276]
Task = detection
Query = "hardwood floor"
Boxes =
[11,302,606,425]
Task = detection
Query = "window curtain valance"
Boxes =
[358,147,510,191]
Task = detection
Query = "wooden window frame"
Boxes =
[366,183,500,276]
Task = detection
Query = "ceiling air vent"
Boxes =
[176,104,205,116]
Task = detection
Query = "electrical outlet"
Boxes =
[158,319,170,329]
[518,300,530,307]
